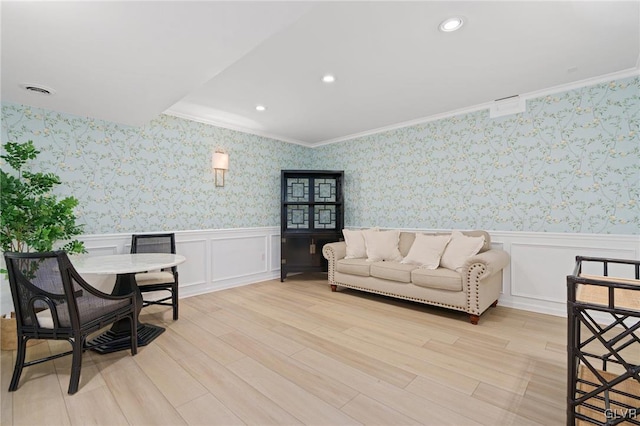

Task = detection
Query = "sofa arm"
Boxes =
[322,242,346,285]
[322,241,346,262]
[463,249,510,280]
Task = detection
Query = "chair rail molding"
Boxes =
[2,227,637,318]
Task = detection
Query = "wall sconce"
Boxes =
[212,151,229,187]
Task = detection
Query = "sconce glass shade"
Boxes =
[212,152,229,170]
[212,152,229,187]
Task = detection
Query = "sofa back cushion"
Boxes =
[440,231,486,272]
[400,234,451,269]
[343,229,367,259]
[399,230,491,257]
[363,229,402,262]
[461,230,491,253]
[399,232,416,257]
[343,228,382,258]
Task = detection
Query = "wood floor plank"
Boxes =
[11,342,70,426]
[152,327,205,362]
[215,290,322,332]
[180,293,223,315]
[242,284,317,309]
[63,385,128,426]
[340,393,423,426]
[13,395,71,426]
[208,292,283,329]
[132,343,208,407]
[175,393,245,426]
[292,347,483,425]
[472,382,565,425]
[177,352,300,425]
[182,311,236,337]
[239,287,351,331]
[313,325,529,395]
[308,301,460,345]
[405,375,543,426]
[166,319,245,365]
[227,356,361,425]
[2,274,578,426]
[523,372,565,410]
[1,349,14,426]
[505,338,566,363]
[97,356,186,425]
[219,330,359,408]
[208,308,306,356]
[272,323,418,389]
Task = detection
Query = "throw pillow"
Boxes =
[400,234,451,269]
[343,229,368,259]
[440,231,485,272]
[363,229,402,262]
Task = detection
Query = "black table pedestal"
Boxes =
[89,272,165,354]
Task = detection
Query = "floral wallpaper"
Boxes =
[1,107,311,233]
[2,76,638,235]
[312,76,639,234]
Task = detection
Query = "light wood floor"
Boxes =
[1,273,567,425]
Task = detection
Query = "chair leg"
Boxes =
[172,283,179,321]
[9,336,28,391]
[67,336,84,395]
[130,314,138,356]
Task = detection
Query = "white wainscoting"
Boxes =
[490,231,639,317]
[80,227,283,299]
[1,227,638,318]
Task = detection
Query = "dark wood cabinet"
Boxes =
[280,170,344,282]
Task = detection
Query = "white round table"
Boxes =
[72,253,186,353]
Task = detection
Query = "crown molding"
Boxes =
[312,67,640,147]
[310,102,494,147]
[163,109,312,147]
[167,67,640,148]
[518,66,640,102]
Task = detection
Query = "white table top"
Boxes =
[71,253,186,275]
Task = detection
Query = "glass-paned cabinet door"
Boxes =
[286,205,309,229]
[286,178,310,203]
[314,205,337,229]
[314,178,337,202]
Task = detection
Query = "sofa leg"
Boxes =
[469,314,480,325]
[330,284,337,292]
[491,300,498,308]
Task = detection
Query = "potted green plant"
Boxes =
[0,140,86,349]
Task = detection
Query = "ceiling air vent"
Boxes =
[20,83,55,95]
[490,95,525,118]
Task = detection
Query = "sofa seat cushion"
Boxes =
[336,258,371,276]
[370,262,417,283]
[412,268,462,291]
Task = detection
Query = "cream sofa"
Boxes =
[322,230,510,324]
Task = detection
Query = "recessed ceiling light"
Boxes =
[256,105,266,112]
[439,17,464,32]
[322,74,336,83]
[20,83,55,95]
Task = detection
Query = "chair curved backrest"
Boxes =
[131,233,176,255]
[7,252,70,331]
[6,251,132,334]
[4,250,138,394]
[130,233,179,320]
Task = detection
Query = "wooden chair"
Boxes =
[4,251,138,394]
[130,233,179,320]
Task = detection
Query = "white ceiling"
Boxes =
[2,1,639,147]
